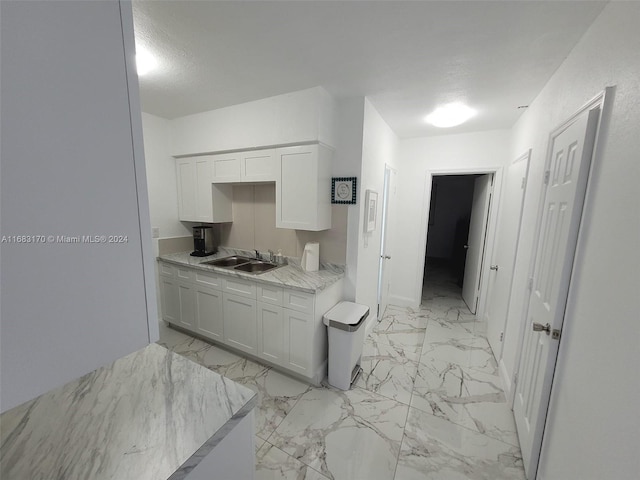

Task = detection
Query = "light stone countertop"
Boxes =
[158,248,345,294]
[0,343,256,480]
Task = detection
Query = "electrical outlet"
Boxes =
[152,227,160,238]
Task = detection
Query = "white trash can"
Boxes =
[323,301,369,390]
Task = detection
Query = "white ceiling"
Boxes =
[133,1,606,138]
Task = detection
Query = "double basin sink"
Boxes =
[202,255,284,275]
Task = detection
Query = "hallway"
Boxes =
[158,265,525,479]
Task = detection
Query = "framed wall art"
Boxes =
[364,189,378,233]
[331,177,357,204]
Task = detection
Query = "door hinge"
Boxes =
[528,277,534,290]
[499,331,504,342]
[552,329,561,340]
[544,170,550,185]
[514,373,519,386]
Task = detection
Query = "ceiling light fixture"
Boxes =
[425,103,476,128]
[135,47,158,76]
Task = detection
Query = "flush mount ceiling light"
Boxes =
[424,103,477,128]
[135,47,158,76]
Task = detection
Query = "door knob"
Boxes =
[380,255,391,260]
[490,265,499,271]
[532,322,551,335]
[464,245,469,249]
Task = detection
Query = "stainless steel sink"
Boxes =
[234,261,280,274]
[202,256,253,267]
[201,255,283,275]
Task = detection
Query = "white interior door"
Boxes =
[461,174,492,314]
[486,152,531,360]
[377,166,397,319]
[514,108,599,479]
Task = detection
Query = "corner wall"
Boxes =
[502,3,640,478]
[354,99,398,325]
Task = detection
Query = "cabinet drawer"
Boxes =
[283,289,314,314]
[223,277,256,298]
[257,285,283,306]
[159,262,176,278]
[177,267,193,282]
[195,270,221,289]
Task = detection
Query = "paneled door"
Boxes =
[462,175,493,313]
[486,151,531,361]
[514,104,601,479]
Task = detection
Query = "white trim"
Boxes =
[414,166,504,319]
[119,1,159,343]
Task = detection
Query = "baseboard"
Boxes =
[388,294,420,309]
[499,358,515,406]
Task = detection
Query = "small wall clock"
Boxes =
[331,177,357,204]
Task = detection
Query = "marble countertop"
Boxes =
[158,248,345,294]
[0,343,256,480]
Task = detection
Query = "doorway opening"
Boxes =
[422,173,494,314]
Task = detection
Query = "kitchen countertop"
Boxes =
[158,248,345,294]
[0,343,256,480]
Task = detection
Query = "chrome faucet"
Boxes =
[267,250,275,262]
[254,249,260,260]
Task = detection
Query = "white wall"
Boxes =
[500,3,640,478]
[142,113,192,245]
[332,97,366,300]
[354,99,398,325]
[390,130,510,307]
[171,86,336,156]
[0,0,155,411]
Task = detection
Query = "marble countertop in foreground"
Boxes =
[0,343,256,480]
[159,248,345,294]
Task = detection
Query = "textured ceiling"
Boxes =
[133,1,606,138]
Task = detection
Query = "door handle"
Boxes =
[380,255,391,260]
[532,322,551,335]
[463,245,469,249]
[490,265,499,271]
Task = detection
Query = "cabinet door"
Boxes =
[211,153,241,183]
[241,149,279,182]
[178,282,195,329]
[223,293,257,354]
[160,276,180,325]
[176,158,197,221]
[195,286,224,341]
[276,145,331,231]
[195,157,213,222]
[283,309,312,375]
[257,302,285,366]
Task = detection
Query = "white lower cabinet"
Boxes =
[195,286,223,341]
[160,276,179,324]
[284,309,312,375]
[257,302,285,366]
[223,293,257,355]
[178,283,195,329]
[159,260,343,384]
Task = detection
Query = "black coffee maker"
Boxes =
[191,226,217,257]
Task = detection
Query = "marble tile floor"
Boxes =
[157,264,524,479]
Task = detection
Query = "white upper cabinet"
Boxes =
[177,156,233,223]
[210,149,279,183]
[211,152,242,183]
[241,149,279,182]
[276,144,332,231]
